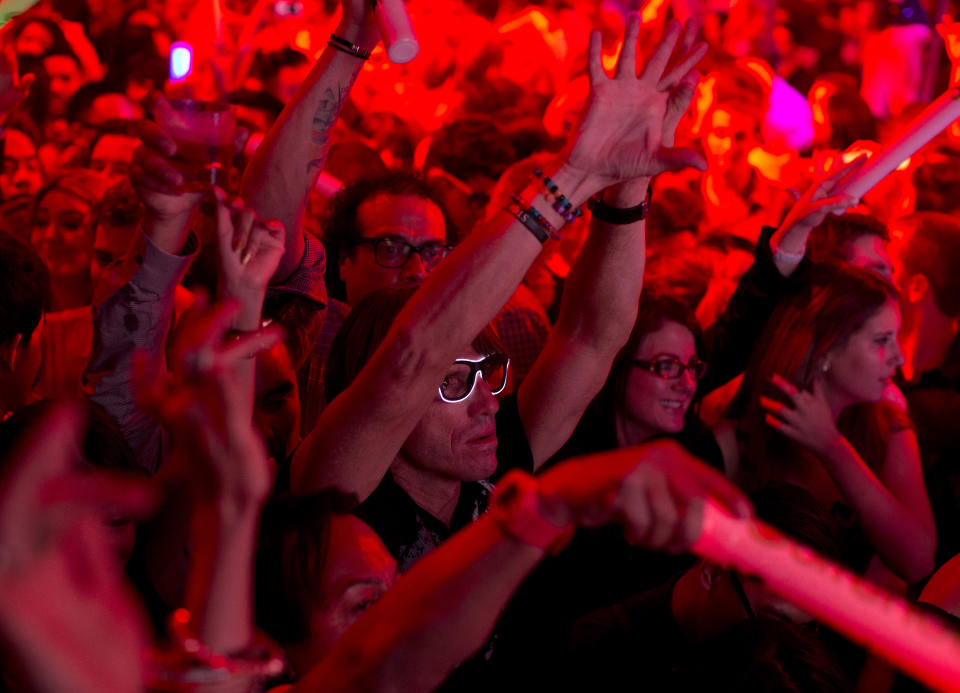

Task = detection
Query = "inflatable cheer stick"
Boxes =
[837,86,960,199]
[691,500,960,693]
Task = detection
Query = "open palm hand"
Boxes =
[567,16,707,189]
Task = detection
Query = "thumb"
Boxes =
[653,146,707,173]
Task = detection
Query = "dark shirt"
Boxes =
[356,393,534,572]
[899,355,960,566]
[566,572,687,691]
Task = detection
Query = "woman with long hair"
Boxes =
[719,262,935,583]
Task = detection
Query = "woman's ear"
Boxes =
[904,273,930,305]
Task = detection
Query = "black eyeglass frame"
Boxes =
[631,356,707,380]
[352,237,453,270]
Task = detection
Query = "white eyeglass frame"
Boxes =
[438,355,510,403]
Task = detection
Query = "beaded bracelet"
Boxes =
[328,34,371,60]
[143,607,287,687]
[532,168,583,223]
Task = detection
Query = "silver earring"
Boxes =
[821,362,830,373]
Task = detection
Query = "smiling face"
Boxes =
[30,189,95,278]
[399,347,501,484]
[338,193,447,307]
[620,321,699,441]
[821,299,904,406]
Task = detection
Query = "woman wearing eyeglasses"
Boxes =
[557,293,724,471]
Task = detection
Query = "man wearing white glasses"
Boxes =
[290,16,711,571]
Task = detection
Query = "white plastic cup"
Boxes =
[372,0,419,64]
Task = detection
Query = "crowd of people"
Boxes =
[2,0,960,690]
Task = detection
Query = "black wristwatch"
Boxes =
[587,188,651,225]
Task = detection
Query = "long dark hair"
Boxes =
[729,262,902,487]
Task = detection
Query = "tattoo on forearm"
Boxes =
[306,71,359,175]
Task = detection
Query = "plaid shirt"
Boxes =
[493,284,552,386]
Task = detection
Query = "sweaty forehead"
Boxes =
[355,192,447,244]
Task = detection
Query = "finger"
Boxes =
[233,205,256,255]
[652,146,707,173]
[759,395,788,417]
[658,41,707,91]
[587,30,605,86]
[132,147,184,189]
[213,187,235,255]
[663,69,700,146]
[640,19,682,84]
[765,413,802,441]
[218,324,284,363]
[643,470,680,550]
[264,219,286,245]
[678,17,698,55]
[233,127,250,159]
[811,194,858,215]
[821,152,867,189]
[615,13,641,79]
[618,470,654,546]
[134,118,177,158]
[770,373,800,398]
[240,225,263,266]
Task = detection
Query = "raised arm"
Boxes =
[519,18,707,468]
[698,157,865,394]
[239,0,379,282]
[290,16,708,499]
[84,119,204,474]
[139,295,282,658]
[295,441,750,693]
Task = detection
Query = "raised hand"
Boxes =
[777,155,866,242]
[537,440,752,553]
[567,16,708,189]
[761,374,843,457]
[214,189,286,307]
[0,405,154,693]
[139,296,282,505]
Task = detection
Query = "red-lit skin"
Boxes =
[338,193,447,306]
[30,190,95,281]
[253,340,301,464]
[90,134,140,188]
[300,515,397,667]
[843,233,894,280]
[0,129,43,201]
[42,55,85,119]
[392,347,500,525]
[14,21,55,57]
[820,300,903,410]
[617,322,698,446]
[91,220,136,288]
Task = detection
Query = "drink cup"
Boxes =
[154,99,236,191]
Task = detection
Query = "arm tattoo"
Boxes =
[307,71,359,175]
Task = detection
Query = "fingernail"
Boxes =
[241,249,252,265]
